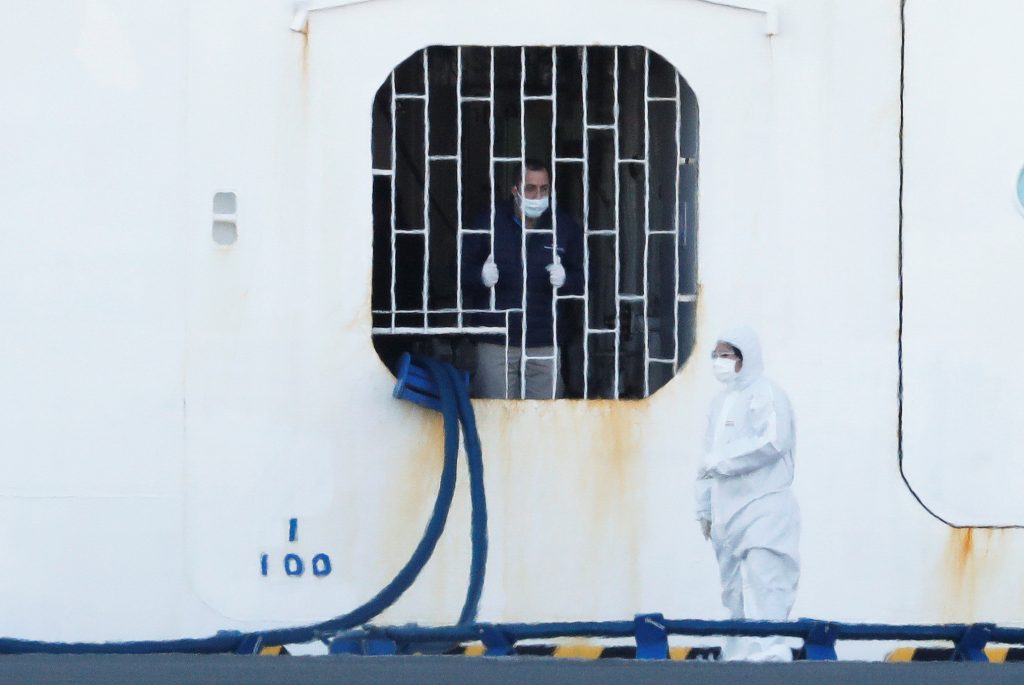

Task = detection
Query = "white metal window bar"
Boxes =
[612,47,622,398]
[517,47,528,399]
[371,46,698,400]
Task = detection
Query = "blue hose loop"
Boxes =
[258,356,464,644]
[441,362,488,625]
[0,354,478,654]
[394,352,470,411]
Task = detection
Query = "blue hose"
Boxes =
[442,362,488,626]
[0,355,485,654]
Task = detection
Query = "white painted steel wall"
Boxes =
[901,1,1024,527]
[0,0,1018,652]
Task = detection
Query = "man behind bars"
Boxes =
[461,159,584,399]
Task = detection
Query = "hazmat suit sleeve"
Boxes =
[695,479,712,520]
[708,387,793,478]
[694,404,715,520]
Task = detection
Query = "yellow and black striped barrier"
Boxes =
[885,646,1024,662]
[266,642,1024,661]
[258,645,290,656]
[443,642,720,660]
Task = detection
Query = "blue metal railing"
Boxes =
[327,614,1024,662]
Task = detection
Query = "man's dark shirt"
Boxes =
[461,200,584,347]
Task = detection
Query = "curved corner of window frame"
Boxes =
[370,45,698,401]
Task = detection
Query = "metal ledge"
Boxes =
[289,0,779,35]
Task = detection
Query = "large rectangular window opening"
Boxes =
[371,45,698,400]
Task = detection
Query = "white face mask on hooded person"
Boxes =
[517,192,549,219]
[712,356,739,383]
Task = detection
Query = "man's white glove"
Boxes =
[545,257,566,288]
[699,518,712,541]
[481,257,499,287]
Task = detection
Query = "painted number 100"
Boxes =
[260,518,332,578]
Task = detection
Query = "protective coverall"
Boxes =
[695,325,800,662]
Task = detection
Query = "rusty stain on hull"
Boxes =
[299,20,309,96]
[301,20,309,66]
[938,527,1008,622]
[483,400,651,620]
[591,401,644,608]
[382,411,445,574]
[941,528,978,620]
[950,528,975,575]
[345,287,373,334]
[362,284,703,622]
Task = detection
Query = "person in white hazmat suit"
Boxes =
[695,325,800,662]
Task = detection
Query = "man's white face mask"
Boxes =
[517,192,550,219]
[712,356,738,383]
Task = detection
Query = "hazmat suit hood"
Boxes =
[717,325,764,389]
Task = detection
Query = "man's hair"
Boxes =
[514,158,551,186]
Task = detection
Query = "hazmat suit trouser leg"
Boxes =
[716,547,799,661]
